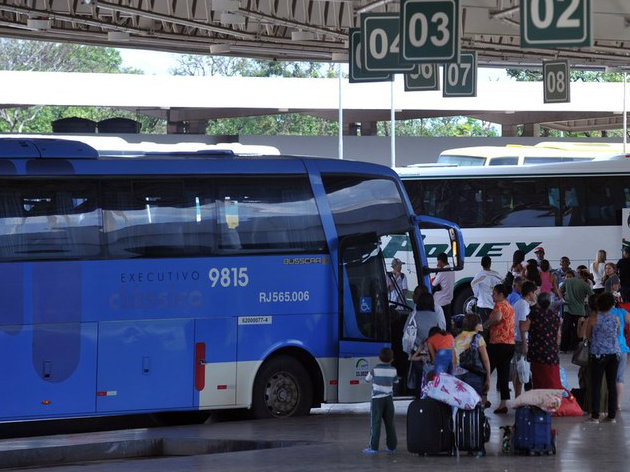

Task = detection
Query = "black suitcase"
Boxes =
[406,398,453,455]
[454,405,490,456]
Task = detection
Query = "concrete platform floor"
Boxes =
[2,354,629,472]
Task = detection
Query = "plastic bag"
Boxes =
[516,356,531,384]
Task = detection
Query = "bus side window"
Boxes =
[0,190,24,259]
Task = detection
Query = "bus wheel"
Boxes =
[452,285,473,316]
[252,356,312,419]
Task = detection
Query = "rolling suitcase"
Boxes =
[512,406,556,455]
[406,398,453,455]
[454,405,490,456]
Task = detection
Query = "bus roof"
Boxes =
[533,141,625,152]
[396,153,630,179]
[0,135,281,158]
[0,137,399,178]
[438,144,616,158]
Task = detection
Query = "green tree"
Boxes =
[378,117,498,137]
[0,39,162,133]
[507,68,623,83]
[171,55,338,136]
[506,68,626,137]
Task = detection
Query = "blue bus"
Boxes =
[0,137,464,421]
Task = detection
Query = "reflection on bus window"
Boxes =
[403,175,630,228]
[0,182,101,260]
[322,175,409,237]
[0,176,327,261]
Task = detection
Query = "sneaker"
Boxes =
[584,417,600,424]
[362,448,378,454]
[601,417,617,424]
[385,448,395,454]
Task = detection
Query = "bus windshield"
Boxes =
[437,154,487,166]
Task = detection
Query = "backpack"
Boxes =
[402,311,418,356]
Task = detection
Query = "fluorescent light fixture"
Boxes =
[107,31,130,41]
[212,0,240,11]
[27,19,51,31]
[210,44,231,54]
[220,13,245,25]
[291,31,316,41]
[331,52,348,62]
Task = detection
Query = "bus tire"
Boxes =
[252,355,313,419]
[452,284,473,316]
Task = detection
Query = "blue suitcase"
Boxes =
[512,406,556,455]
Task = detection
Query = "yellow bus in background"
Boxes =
[437,142,621,166]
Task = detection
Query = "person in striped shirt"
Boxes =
[363,347,398,454]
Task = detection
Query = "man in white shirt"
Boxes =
[470,256,502,325]
[511,280,537,397]
[432,252,455,332]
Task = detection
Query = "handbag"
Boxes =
[458,333,486,376]
[402,311,417,356]
[571,339,590,367]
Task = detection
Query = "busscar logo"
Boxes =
[283,257,329,265]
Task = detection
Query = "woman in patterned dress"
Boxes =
[522,292,562,389]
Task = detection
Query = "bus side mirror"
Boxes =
[413,215,465,273]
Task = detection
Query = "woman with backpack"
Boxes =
[454,314,491,402]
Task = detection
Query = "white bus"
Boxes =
[397,155,630,313]
[436,143,615,167]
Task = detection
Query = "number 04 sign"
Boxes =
[543,59,570,103]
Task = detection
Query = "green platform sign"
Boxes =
[543,59,570,103]
[348,28,392,83]
[361,13,415,73]
[404,64,440,91]
[443,52,476,97]
[521,0,592,48]
[401,0,459,63]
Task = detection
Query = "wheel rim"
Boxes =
[263,371,300,417]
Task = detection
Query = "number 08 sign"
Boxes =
[543,59,570,103]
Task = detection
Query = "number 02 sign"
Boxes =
[543,59,570,103]
[521,0,592,48]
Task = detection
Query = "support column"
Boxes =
[521,123,541,137]
[360,121,377,136]
[167,119,208,134]
[501,124,518,137]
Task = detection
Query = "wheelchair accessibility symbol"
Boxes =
[359,297,372,313]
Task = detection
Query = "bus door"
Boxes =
[337,233,390,403]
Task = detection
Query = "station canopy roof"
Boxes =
[1,70,628,133]
[0,0,629,68]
